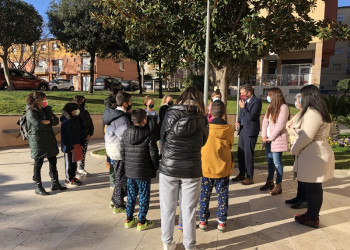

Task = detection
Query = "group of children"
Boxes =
[103,90,234,232]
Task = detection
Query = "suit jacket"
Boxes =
[238,95,262,137]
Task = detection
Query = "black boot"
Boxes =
[260,179,275,191]
[35,181,49,195]
[50,172,67,191]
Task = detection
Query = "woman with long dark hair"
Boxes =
[261,87,290,195]
[26,91,66,195]
[291,85,334,228]
[159,87,208,250]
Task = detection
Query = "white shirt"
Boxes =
[116,107,126,113]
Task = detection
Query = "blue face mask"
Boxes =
[213,97,220,102]
[267,96,271,103]
[295,101,299,109]
[298,97,302,104]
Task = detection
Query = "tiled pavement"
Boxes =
[1,139,350,250]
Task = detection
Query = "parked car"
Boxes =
[121,80,137,91]
[144,80,166,90]
[49,79,75,91]
[0,68,49,90]
[93,77,123,91]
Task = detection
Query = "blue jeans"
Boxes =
[265,142,283,184]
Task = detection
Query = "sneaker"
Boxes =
[113,206,126,214]
[72,178,82,185]
[231,175,245,182]
[77,169,90,176]
[294,214,319,228]
[199,221,208,230]
[285,197,300,204]
[163,241,176,250]
[137,220,154,231]
[178,223,183,232]
[65,180,79,188]
[217,221,226,232]
[109,201,114,208]
[291,201,308,209]
[125,217,138,228]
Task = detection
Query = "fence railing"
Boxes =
[236,74,313,87]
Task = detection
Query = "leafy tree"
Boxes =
[97,0,350,103]
[0,0,43,90]
[337,79,350,93]
[47,0,126,93]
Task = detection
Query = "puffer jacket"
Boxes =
[122,126,159,180]
[159,105,209,178]
[103,108,131,160]
[60,110,84,153]
[78,106,94,138]
[25,105,59,159]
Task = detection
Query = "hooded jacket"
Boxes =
[60,110,83,153]
[201,123,234,178]
[122,126,159,180]
[26,105,59,159]
[103,108,131,160]
[159,105,209,178]
[78,106,94,138]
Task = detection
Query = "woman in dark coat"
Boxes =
[159,87,209,250]
[26,91,66,195]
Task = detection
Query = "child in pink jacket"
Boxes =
[260,88,290,195]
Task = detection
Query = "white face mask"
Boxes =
[75,109,80,116]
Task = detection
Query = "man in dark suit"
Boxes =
[232,84,262,185]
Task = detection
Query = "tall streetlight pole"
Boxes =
[203,0,210,106]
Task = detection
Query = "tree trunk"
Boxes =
[88,53,95,94]
[158,58,163,98]
[137,60,143,95]
[214,63,237,105]
[1,49,15,91]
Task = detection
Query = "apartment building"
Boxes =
[1,39,138,91]
[321,6,350,88]
[254,0,339,100]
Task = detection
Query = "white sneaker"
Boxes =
[164,241,176,250]
[77,169,90,176]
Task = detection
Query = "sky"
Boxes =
[24,0,350,23]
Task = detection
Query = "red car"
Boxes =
[0,68,49,90]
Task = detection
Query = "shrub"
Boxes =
[336,79,350,93]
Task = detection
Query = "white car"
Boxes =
[49,79,75,91]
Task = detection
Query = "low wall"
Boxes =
[0,114,267,148]
[0,114,104,148]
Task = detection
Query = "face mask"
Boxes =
[213,97,220,102]
[148,104,154,109]
[240,95,246,101]
[126,104,132,111]
[80,102,85,108]
[75,109,80,116]
[42,100,48,108]
[295,101,299,109]
[299,97,302,104]
[168,100,173,106]
[267,96,271,103]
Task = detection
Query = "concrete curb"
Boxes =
[90,149,106,159]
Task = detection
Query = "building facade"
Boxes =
[0,39,138,91]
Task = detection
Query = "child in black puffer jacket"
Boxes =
[60,103,84,187]
[121,109,159,231]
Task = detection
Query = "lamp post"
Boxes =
[203,0,210,106]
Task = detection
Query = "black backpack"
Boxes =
[17,111,29,140]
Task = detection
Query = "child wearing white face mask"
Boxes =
[60,103,85,187]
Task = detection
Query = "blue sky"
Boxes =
[25,0,350,22]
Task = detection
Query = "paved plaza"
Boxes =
[1,139,350,250]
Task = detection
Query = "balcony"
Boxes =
[50,66,65,75]
[258,74,312,87]
[78,64,95,73]
[34,66,48,74]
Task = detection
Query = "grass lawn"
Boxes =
[0,90,299,115]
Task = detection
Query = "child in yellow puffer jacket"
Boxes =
[199,100,234,232]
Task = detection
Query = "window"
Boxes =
[23,72,33,78]
[30,45,35,52]
[65,44,70,50]
[333,64,341,71]
[12,47,17,53]
[335,48,342,55]
[22,46,27,52]
[41,45,47,51]
[332,80,339,87]
[52,43,58,50]
[67,59,69,63]
[337,14,344,22]
[74,58,76,62]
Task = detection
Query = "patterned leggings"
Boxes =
[126,178,151,224]
[111,160,127,208]
[198,176,230,223]
[78,138,89,170]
